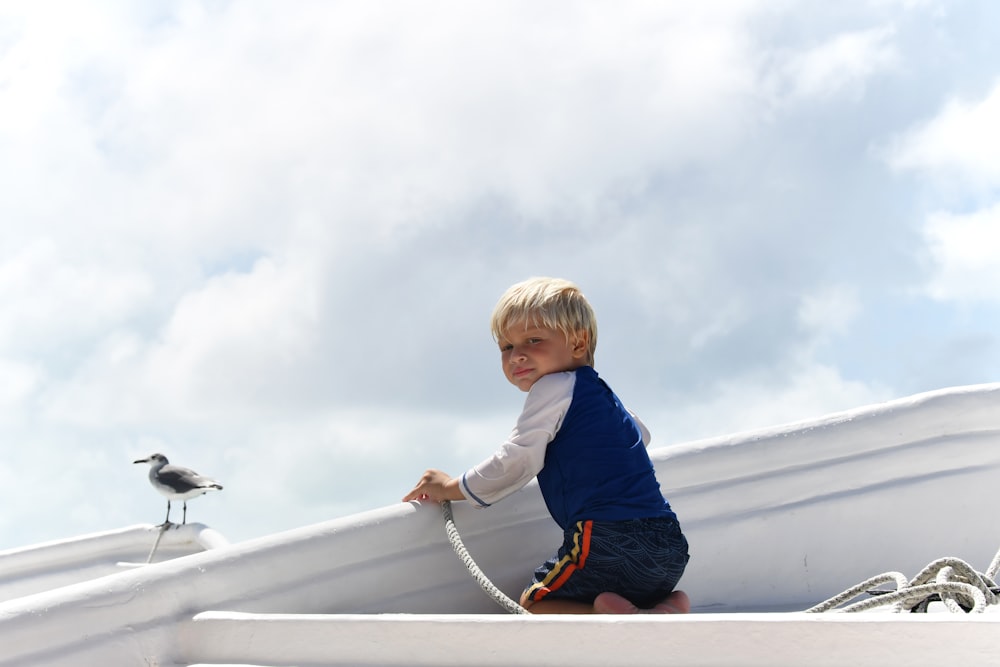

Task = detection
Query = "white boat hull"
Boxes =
[1,383,999,666]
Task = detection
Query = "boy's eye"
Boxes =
[500,343,513,351]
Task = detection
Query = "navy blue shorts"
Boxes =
[522,516,689,608]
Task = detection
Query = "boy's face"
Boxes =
[498,321,590,392]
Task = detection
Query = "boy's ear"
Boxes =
[571,329,590,358]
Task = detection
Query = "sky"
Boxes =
[1,0,999,551]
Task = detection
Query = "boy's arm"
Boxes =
[402,469,465,503]
[461,372,574,507]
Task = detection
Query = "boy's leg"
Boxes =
[520,598,597,614]
[520,590,691,615]
[593,590,691,615]
[520,587,597,614]
[654,590,691,613]
[521,518,690,615]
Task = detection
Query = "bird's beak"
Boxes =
[133,458,147,464]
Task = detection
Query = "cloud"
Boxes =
[922,203,1000,303]
[886,78,1000,304]
[1,1,1000,552]
[0,358,39,419]
[0,239,153,356]
[100,1,764,232]
[888,78,1000,188]
[41,254,322,426]
[649,360,893,446]
[630,282,879,445]
[767,25,900,103]
[798,285,861,340]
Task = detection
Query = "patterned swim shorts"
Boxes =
[522,516,689,608]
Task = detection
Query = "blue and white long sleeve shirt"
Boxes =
[460,366,675,530]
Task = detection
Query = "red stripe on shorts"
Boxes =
[531,520,593,601]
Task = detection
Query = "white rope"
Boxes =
[442,500,529,614]
[806,550,1000,613]
[145,523,170,564]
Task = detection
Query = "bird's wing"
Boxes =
[159,466,217,492]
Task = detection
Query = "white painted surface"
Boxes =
[0,523,226,603]
[1,383,998,666]
[179,612,1000,667]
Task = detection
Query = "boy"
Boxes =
[403,277,689,614]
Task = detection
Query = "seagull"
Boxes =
[133,453,223,526]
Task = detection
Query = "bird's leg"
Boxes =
[159,500,174,528]
[182,501,188,525]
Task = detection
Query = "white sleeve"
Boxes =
[460,372,575,507]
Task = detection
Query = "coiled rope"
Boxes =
[442,500,529,614]
[806,546,1000,613]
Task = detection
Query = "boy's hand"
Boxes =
[403,469,464,503]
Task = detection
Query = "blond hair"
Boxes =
[490,277,598,364]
